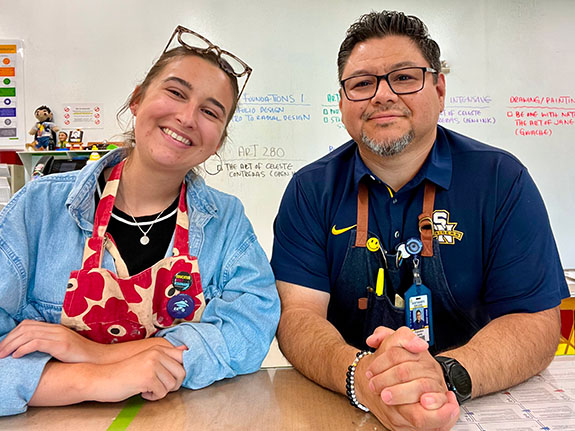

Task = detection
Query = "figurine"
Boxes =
[86,146,101,165]
[29,106,59,151]
[69,129,84,150]
[57,131,69,150]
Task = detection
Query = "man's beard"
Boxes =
[361,129,415,157]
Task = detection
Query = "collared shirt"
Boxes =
[0,149,280,416]
[272,126,568,323]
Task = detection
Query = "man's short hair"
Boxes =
[337,10,441,81]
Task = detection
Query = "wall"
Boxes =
[1,0,573,268]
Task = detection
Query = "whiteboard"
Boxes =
[1,0,574,267]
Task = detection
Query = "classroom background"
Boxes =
[1,0,573,265]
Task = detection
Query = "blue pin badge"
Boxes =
[167,294,195,319]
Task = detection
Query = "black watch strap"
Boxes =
[435,356,472,404]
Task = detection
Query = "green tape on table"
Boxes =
[107,396,145,431]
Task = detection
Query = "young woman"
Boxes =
[0,26,280,416]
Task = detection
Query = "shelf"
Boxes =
[17,150,111,182]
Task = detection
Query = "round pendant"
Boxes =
[140,235,150,245]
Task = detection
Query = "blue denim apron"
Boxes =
[327,182,489,354]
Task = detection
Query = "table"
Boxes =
[1,357,573,431]
[0,368,384,431]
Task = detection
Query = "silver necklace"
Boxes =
[110,208,178,227]
[122,201,167,246]
[98,181,177,241]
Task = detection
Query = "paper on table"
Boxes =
[453,356,575,430]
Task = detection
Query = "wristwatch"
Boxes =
[435,356,472,404]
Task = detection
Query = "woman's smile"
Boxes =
[161,127,193,146]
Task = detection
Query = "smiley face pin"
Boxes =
[366,237,380,252]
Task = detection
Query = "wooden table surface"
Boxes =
[0,368,385,431]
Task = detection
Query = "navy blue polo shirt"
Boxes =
[271,126,568,320]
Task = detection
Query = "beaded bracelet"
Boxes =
[345,350,373,412]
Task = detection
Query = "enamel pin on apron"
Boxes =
[403,238,434,346]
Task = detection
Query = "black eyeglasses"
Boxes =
[163,25,253,100]
[340,67,438,101]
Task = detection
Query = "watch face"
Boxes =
[436,356,472,403]
[451,363,472,397]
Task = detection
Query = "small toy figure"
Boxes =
[29,106,59,151]
[69,129,84,150]
[57,131,69,150]
[86,147,101,165]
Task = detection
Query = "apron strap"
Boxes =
[355,182,369,248]
[418,182,436,257]
[104,235,130,278]
[172,183,190,256]
[79,160,125,270]
[355,180,437,255]
[93,160,124,238]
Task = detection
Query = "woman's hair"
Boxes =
[117,46,239,153]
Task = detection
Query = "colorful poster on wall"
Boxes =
[0,40,24,147]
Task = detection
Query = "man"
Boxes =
[271,10,568,431]
[412,310,425,330]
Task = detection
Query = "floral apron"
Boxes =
[61,160,205,343]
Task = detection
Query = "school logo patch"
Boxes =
[432,210,463,244]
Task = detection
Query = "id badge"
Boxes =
[404,283,434,346]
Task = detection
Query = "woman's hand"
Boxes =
[1,320,189,403]
[0,320,186,365]
[29,345,187,406]
[87,345,187,402]
[0,320,106,363]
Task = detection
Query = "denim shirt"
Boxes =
[0,150,280,416]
